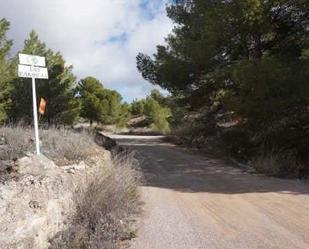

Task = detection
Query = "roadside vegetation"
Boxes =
[130,90,171,134]
[49,153,141,249]
[136,0,309,178]
[0,126,99,164]
[0,126,141,248]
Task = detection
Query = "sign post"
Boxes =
[18,54,48,155]
[31,73,40,155]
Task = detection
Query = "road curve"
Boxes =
[110,134,309,249]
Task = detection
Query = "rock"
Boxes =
[0,152,110,249]
[66,168,75,174]
[0,135,6,145]
[0,160,13,174]
[61,161,86,173]
[16,155,58,176]
[95,132,117,150]
[29,200,42,209]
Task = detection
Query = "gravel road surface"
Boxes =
[110,134,309,249]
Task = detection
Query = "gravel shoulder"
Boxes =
[110,134,309,249]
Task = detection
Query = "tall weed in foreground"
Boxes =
[49,153,142,249]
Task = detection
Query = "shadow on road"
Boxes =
[114,136,309,196]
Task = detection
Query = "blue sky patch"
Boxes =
[139,0,166,20]
[95,32,129,47]
[107,32,129,44]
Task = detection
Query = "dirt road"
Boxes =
[110,135,309,249]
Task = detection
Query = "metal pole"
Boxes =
[31,76,40,155]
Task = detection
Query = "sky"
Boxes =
[0,0,174,102]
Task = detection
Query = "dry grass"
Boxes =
[0,126,101,165]
[40,129,101,165]
[0,126,33,160]
[49,152,141,249]
[0,126,142,248]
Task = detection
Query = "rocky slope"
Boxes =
[0,151,111,249]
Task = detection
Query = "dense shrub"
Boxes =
[252,150,302,178]
[144,96,170,134]
[252,113,309,165]
[170,122,309,178]
[129,93,171,134]
[218,128,253,161]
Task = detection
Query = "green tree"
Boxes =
[136,0,309,173]
[102,89,123,124]
[78,76,126,126]
[10,31,80,125]
[131,98,146,115]
[137,0,309,125]
[0,18,13,122]
[78,76,106,125]
[150,89,166,105]
[117,102,131,128]
[144,96,171,134]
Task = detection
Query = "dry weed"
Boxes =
[49,153,141,249]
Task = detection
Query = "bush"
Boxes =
[144,97,171,134]
[252,113,309,164]
[49,153,141,249]
[251,150,302,178]
[218,128,253,161]
[130,95,171,134]
[0,126,33,160]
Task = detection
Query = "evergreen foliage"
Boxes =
[0,22,132,128]
[131,98,146,116]
[78,76,131,126]
[130,91,171,134]
[136,0,309,176]
[137,0,309,124]
[0,19,13,122]
[10,31,80,125]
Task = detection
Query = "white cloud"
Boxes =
[0,0,173,102]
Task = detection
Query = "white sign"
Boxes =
[19,53,46,67]
[18,64,49,79]
[18,54,48,156]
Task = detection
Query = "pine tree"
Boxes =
[103,90,122,124]
[78,76,106,125]
[0,18,13,122]
[10,31,80,125]
[137,0,309,125]
[144,96,171,133]
[117,103,131,127]
[78,76,127,126]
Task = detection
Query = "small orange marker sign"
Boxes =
[39,98,47,115]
